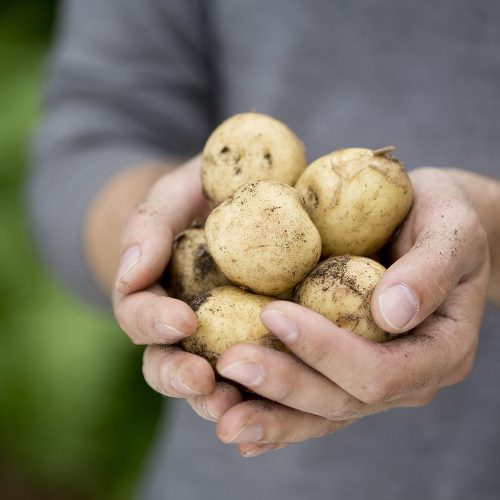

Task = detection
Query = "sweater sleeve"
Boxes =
[26,0,214,305]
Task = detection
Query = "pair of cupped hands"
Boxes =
[112,156,489,458]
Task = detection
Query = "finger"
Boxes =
[142,344,215,397]
[217,344,367,420]
[116,155,207,294]
[218,342,439,418]
[113,284,197,344]
[187,382,243,422]
[372,168,488,334]
[238,442,289,458]
[217,399,355,445]
[260,298,478,405]
[394,389,438,408]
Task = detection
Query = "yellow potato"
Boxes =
[202,112,306,206]
[165,227,231,303]
[205,180,322,296]
[295,147,413,256]
[182,286,286,366]
[294,255,399,342]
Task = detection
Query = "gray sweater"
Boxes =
[28,1,500,499]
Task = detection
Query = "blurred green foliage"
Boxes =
[0,2,161,498]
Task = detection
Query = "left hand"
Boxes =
[189,167,490,457]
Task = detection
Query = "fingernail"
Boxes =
[117,245,140,283]
[227,425,263,444]
[219,361,264,386]
[200,400,219,422]
[379,283,419,330]
[260,310,298,342]
[155,320,189,340]
[170,375,202,396]
[241,444,274,457]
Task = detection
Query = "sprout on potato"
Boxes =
[182,286,286,366]
[205,180,322,296]
[294,255,399,342]
[202,112,306,206]
[294,147,413,257]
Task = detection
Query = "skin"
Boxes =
[85,158,499,458]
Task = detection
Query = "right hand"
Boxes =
[112,156,243,421]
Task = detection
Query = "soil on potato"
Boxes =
[190,290,212,312]
[194,244,218,278]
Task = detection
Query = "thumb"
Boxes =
[116,155,206,294]
[371,224,481,334]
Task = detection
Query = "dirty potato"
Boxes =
[205,180,322,296]
[182,286,286,366]
[295,147,413,256]
[165,227,231,303]
[294,255,398,342]
[202,112,307,206]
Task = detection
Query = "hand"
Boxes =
[112,156,242,418]
[211,167,490,457]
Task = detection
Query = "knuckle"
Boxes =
[271,356,302,402]
[350,348,397,404]
[302,336,331,368]
[272,379,296,403]
[353,378,397,405]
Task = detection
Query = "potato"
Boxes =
[294,255,398,342]
[164,227,231,303]
[202,112,306,206]
[182,286,286,366]
[205,180,322,296]
[294,146,413,256]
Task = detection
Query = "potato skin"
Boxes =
[295,147,413,256]
[205,180,322,296]
[202,112,307,206]
[182,286,286,366]
[294,255,395,342]
[165,228,231,303]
